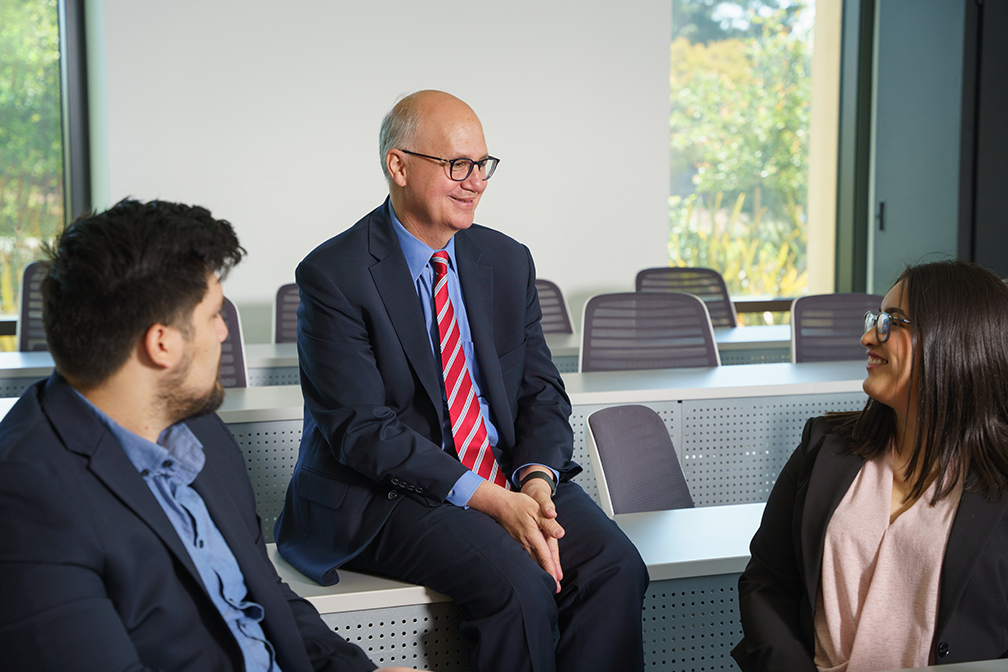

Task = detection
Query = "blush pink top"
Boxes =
[813,452,963,672]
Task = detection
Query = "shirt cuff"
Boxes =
[446,470,484,507]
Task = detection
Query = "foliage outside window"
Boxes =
[0,0,64,343]
[669,0,813,320]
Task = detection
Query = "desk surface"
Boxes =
[216,360,869,424]
[561,360,866,405]
[0,324,796,380]
[268,502,765,613]
[0,351,56,377]
[614,503,763,581]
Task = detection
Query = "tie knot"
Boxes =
[431,251,450,280]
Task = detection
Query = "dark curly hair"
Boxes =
[41,198,245,389]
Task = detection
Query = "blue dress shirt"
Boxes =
[389,203,557,504]
[77,392,281,672]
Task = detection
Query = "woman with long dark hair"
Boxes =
[732,260,1008,671]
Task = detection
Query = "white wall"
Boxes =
[94,0,671,342]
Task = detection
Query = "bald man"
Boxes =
[276,91,648,672]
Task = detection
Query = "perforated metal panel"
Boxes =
[324,602,471,671]
[247,366,301,387]
[229,420,302,542]
[681,392,867,506]
[552,356,579,373]
[320,574,743,671]
[643,574,742,671]
[0,376,44,398]
[718,348,791,366]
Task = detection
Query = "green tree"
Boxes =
[669,4,811,305]
[0,0,63,322]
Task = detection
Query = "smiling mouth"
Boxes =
[867,354,887,365]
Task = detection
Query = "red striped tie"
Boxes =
[431,251,509,489]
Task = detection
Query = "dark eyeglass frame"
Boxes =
[398,149,500,182]
[864,310,912,343]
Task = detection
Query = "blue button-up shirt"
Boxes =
[389,203,557,503]
[77,392,281,672]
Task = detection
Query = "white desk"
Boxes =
[269,503,764,670]
[0,344,302,394]
[0,324,795,396]
[218,361,867,541]
[0,351,55,397]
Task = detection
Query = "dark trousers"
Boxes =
[345,482,649,672]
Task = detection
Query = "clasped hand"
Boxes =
[468,474,564,592]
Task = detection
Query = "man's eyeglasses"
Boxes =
[399,149,500,182]
[864,310,911,343]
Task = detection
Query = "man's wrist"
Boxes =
[518,470,557,496]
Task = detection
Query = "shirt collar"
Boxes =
[388,201,457,281]
[72,388,206,485]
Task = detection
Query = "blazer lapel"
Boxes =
[368,203,444,421]
[798,429,864,611]
[41,375,203,585]
[455,233,515,447]
[935,489,1008,636]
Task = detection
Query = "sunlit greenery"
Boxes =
[0,0,63,335]
[669,1,812,313]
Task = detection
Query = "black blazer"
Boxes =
[0,374,375,672]
[275,200,579,585]
[732,416,1008,670]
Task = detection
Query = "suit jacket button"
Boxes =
[387,490,398,500]
[416,487,424,493]
[936,642,949,658]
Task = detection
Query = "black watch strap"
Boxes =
[518,470,557,496]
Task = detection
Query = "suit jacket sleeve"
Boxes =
[731,417,822,672]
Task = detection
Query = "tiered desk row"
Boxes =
[216,357,868,670]
[3,353,998,670]
[0,334,870,670]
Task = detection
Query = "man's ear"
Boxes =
[387,150,408,187]
[142,323,183,370]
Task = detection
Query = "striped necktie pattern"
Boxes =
[430,251,509,489]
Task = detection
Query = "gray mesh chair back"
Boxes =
[635,266,737,328]
[535,278,574,334]
[791,293,884,362]
[219,297,248,388]
[580,292,720,372]
[274,283,300,344]
[587,404,694,515]
[17,261,48,351]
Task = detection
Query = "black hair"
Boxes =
[832,259,1008,502]
[41,198,245,388]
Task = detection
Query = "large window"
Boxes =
[669,0,839,323]
[0,0,65,348]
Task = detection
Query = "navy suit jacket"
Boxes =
[0,374,375,672]
[275,200,580,585]
[733,416,1008,670]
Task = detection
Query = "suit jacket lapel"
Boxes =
[799,429,864,611]
[368,202,444,422]
[41,375,203,585]
[455,233,515,448]
[935,488,1008,635]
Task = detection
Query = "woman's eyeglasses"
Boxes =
[863,310,911,343]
